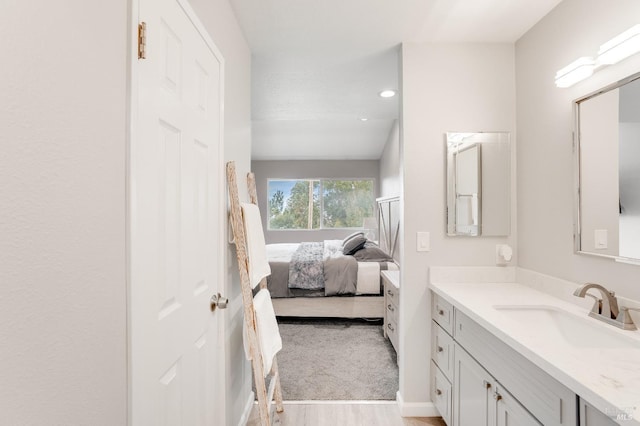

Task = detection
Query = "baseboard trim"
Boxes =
[238,391,255,426]
[396,391,440,417]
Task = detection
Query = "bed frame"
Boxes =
[269,196,400,320]
[272,295,384,318]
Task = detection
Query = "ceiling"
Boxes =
[230,0,563,161]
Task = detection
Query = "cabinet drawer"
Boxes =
[432,293,454,335]
[385,281,399,306]
[431,320,454,380]
[386,318,399,353]
[386,298,399,325]
[431,360,452,425]
[455,310,577,426]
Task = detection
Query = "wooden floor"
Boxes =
[247,402,446,426]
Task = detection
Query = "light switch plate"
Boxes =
[594,229,608,249]
[417,231,430,252]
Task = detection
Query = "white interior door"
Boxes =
[131,0,225,424]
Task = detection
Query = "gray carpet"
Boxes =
[269,318,399,401]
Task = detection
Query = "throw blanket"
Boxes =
[287,241,358,295]
[289,242,324,290]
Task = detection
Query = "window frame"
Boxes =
[266,177,376,231]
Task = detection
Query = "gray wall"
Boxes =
[251,160,380,243]
[516,0,640,301]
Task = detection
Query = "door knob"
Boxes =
[210,293,228,311]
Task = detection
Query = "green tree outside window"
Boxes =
[267,179,373,230]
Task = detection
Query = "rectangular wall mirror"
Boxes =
[575,71,640,262]
[446,132,511,237]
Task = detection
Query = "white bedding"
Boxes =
[265,240,396,295]
[265,243,299,262]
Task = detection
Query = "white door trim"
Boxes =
[127,0,226,423]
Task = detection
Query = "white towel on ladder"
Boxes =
[243,289,282,376]
[241,203,271,288]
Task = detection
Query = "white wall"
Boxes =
[619,80,640,259]
[401,43,516,408]
[0,2,129,424]
[0,1,252,425]
[480,135,511,236]
[185,1,254,424]
[516,0,640,302]
[619,123,640,259]
[380,120,401,198]
[578,89,620,256]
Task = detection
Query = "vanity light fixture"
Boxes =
[554,57,596,88]
[556,24,640,88]
[598,24,640,65]
[379,89,396,98]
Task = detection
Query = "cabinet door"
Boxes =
[454,343,492,426]
[495,385,541,426]
[579,399,619,426]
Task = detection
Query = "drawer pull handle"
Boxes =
[483,380,491,389]
[438,309,444,316]
[437,346,444,353]
[387,323,395,332]
[387,289,394,296]
[493,392,502,401]
[435,389,442,396]
[387,304,395,312]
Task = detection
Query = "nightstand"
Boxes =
[381,269,399,358]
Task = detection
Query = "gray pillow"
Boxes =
[353,245,393,262]
[342,235,367,255]
[342,231,365,246]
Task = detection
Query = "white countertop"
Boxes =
[430,281,640,425]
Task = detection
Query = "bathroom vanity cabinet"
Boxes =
[453,344,539,426]
[431,291,583,426]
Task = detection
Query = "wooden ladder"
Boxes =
[226,161,284,425]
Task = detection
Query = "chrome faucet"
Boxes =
[573,283,619,319]
[573,283,638,330]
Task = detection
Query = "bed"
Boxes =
[265,237,398,318]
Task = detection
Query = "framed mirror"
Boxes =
[446,132,511,236]
[574,72,640,262]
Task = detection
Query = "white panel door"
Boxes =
[131,0,225,424]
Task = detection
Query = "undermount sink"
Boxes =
[493,304,640,349]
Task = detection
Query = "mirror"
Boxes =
[446,132,511,236]
[575,72,640,261]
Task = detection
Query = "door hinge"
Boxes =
[138,22,147,59]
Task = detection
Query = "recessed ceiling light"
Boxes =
[379,90,396,98]
[360,118,368,122]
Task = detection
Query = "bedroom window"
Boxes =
[267,179,374,230]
